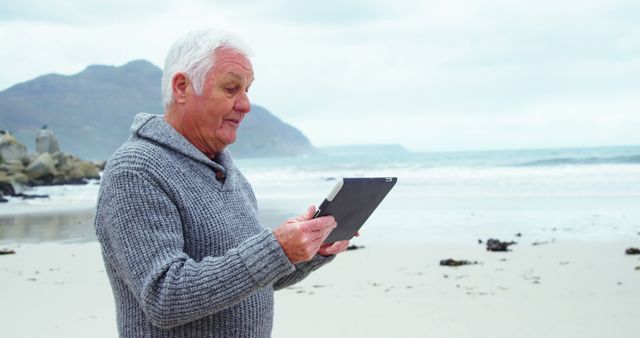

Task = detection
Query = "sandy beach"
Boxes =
[1,237,639,338]
[2,156,640,337]
[275,240,640,338]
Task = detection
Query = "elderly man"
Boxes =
[94,29,351,337]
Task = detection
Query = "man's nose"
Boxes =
[234,91,251,113]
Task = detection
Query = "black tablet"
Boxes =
[313,177,397,243]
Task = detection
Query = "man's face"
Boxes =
[181,48,254,156]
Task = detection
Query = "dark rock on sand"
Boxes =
[440,258,478,267]
[625,247,640,255]
[0,248,16,255]
[532,240,554,246]
[486,238,517,252]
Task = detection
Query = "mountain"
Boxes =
[0,60,162,161]
[0,60,315,160]
[229,105,316,157]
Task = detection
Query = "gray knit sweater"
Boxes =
[94,113,333,337]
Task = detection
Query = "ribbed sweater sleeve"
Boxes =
[99,169,295,329]
[273,254,335,290]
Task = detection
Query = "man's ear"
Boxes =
[172,73,190,104]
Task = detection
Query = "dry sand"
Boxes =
[0,242,116,338]
[1,239,639,338]
[275,240,640,338]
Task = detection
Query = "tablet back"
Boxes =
[316,177,397,243]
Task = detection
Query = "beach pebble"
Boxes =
[0,248,16,255]
[532,241,550,246]
[486,238,517,252]
[625,247,640,255]
[439,258,477,267]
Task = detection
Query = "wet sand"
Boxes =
[0,209,97,244]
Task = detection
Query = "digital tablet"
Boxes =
[313,177,397,243]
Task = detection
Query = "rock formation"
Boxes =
[0,129,102,201]
[0,132,28,163]
[26,152,57,180]
[36,127,60,154]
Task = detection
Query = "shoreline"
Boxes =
[0,203,96,217]
[0,208,97,245]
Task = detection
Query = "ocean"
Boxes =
[237,145,640,244]
[1,145,639,244]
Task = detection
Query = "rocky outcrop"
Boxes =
[0,159,25,173]
[0,132,28,163]
[26,152,57,180]
[20,151,100,186]
[36,128,60,154]
[0,130,102,200]
[49,152,101,184]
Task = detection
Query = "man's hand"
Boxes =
[318,231,358,256]
[273,205,337,264]
[317,241,349,256]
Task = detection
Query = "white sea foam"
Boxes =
[243,164,640,199]
[0,180,100,216]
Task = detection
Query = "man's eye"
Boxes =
[225,87,238,94]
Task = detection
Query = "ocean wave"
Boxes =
[517,154,640,167]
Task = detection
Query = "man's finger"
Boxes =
[304,205,316,220]
[319,241,346,255]
[299,216,336,232]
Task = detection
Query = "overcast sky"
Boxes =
[1,0,638,152]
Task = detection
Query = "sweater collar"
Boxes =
[130,113,233,176]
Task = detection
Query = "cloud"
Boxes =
[0,0,638,151]
[0,0,174,24]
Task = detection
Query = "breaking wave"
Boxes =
[517,154,640,167]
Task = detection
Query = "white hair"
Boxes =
[161,29,252,108]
